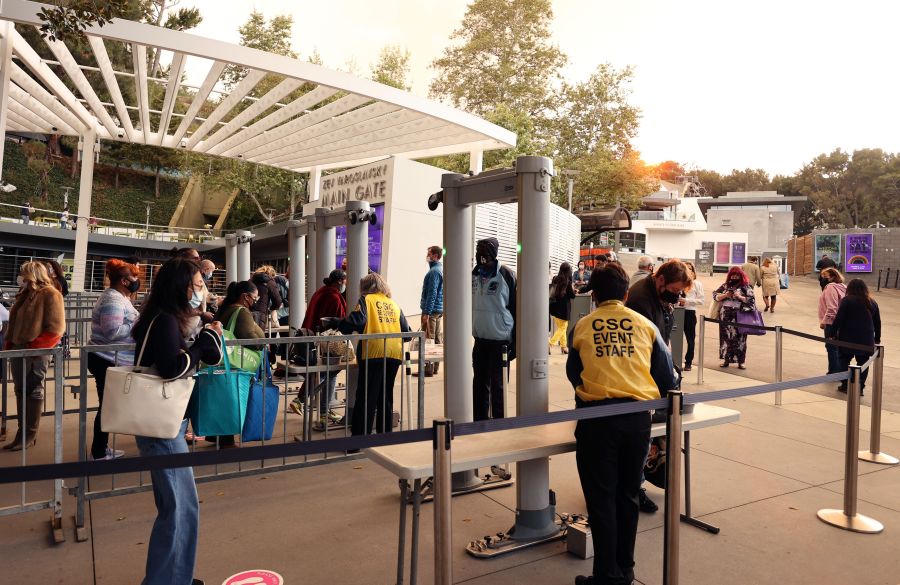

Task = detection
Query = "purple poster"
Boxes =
[731,242,746,265]
[844,233,873,273]
[335,204,385,273]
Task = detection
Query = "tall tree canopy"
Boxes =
[371,45,412,91]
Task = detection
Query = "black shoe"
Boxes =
[638,488,658,513]
[575,576,594,585]
[837,385,847,394]
[192,580,205,585]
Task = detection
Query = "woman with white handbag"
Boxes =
[130,258,223,585]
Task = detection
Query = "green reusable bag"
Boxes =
[223,306,263,373]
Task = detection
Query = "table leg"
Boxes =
[411,478,422,585]
[397,479,408,585]
[679,430,720,534]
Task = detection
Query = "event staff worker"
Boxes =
[471,237,516,421]
[329,272,410,436]
[567,263,678,585]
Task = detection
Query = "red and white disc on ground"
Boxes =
[222,569,284,585]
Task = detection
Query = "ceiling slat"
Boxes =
[9,96,57,130]
[132,44,151,143]
[8,83,77,134]
[9,64,85,133]
[209,85,338,156]
[185,69,265,149]
[155,51,186,145]
[197,76,303,153]
[86,36,135,140]
[170,60,227,146]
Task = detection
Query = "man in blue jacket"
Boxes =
[417,245,444,377]
[471,237,516,421]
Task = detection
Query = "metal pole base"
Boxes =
[412,474,515,504]
[465,517,566,558]
[858,450,900,465]
[816,509,884,533]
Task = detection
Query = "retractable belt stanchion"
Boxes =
[433,418,453,585]
[664,391,684,585]
[858,345,898,465]
[696,317,705,385]
[817,365,884,533]
[774,326,783,406]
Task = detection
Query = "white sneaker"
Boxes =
[93,448,125,460]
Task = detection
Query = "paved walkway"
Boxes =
[1,270,898,584]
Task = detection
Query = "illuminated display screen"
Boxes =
[335,204,384,273]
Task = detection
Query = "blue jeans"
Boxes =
[824,325,841,377]
[134,419,199,585]
[317,374,339,415]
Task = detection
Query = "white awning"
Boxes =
[0,0,515,172]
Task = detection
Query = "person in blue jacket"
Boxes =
[471,237,516,421]
[418,245,444,376]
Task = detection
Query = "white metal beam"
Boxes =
[0,21,13,180]
[10,28,93,130]
[185,69,265,149]
[87,35,136,140]
[132,44,151,143]
[258,109,428,165]
[197,76,302,153]
[71,128,96,292]
[9,63,85,133]
[170,60,227,146]
[8,97,57,131]
[233,93,371,158]
[209,85,338,156]
[41,30,120,136]
[6,108,46,131]
[155,51,186,144]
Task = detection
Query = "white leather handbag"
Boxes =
[101,316,204,439]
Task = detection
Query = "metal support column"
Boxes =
[236,229,252,281]
[345,200,371,308]
[774,326,783,405]
[433,419,453,585]
[71,129,96,293]
[0,22,13,181]
[287,221,307,331]
[696,317,705,385]
[859,345,899,465]
[315,207,336,289]
[511,156,557,540]
[817,366,884,533]
[664,391,684,585]
[303,206,317,303]
[224,234,238,286]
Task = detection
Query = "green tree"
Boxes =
[223,11,297,90]
[429,0,566,118]
[371,45,412,90]
[36,0,131,42]
[693,169,725,197]
[22,141,53,203]
[721,168,771,193]
[565,148,658,211]
[652,161,686,182]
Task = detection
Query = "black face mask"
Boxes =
[659,290,680,304]
[729,279,741,286]
[126,279,140,293]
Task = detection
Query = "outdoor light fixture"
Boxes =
[0,181,17,193]
[427,190,444,211]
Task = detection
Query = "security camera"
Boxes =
[179,139,187,148]
[368,212,377,226]
[117,131,124,139]
[51,127,58,132]
[427,191,444,211]
[348,210,358,225]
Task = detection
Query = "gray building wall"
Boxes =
[810,228,900,288]
[706,208,794,255]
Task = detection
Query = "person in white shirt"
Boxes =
[679,261,705,371]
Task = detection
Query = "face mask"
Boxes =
[189,289,203,309]
[729,279,740,285]
[16,276,24,286]
[202,272,211,282]
[659,290,680,304]
[126,279,140,293]
[339,283,347,294]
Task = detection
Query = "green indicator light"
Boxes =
[516,243,522,253]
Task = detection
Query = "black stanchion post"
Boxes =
[817,366,884,533]
[858,345,899,465]
[663,390,683,585]
[433,418,453,585]
[884,267,891,290]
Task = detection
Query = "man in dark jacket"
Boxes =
[417,245,444,377]
[471,237,516,421]
[250,266,283,328]
[625,259,692,345]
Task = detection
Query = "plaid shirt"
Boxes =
[89,288,138,365]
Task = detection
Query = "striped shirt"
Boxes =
[89,288,138,365]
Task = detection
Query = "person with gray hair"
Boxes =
[629,256,654,287]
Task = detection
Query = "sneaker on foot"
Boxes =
[638,488,658,513]
[289,398,304,415]
[93,447,125,461]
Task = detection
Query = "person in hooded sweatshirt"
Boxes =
[818,268,847,389]
[250,265,283,329]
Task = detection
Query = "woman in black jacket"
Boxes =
[549,262,576,354]
[130,258,223,585]
[250,265,283,328]
[831,278,881,395]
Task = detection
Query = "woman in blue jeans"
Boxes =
[131,258,223,585]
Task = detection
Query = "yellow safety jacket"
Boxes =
[357,293,404,360]
[568,300,676,402]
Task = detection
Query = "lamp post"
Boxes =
[560,169,581,213]
[142,200,153,239]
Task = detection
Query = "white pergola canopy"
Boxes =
[0,0,515,172]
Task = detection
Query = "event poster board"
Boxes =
[731,242,746,265]
[814,234,842,268]
[695,249,714,275]
[844,233,873,273]
[715,242,731,264]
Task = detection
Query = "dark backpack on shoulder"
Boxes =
[288,327,318,366]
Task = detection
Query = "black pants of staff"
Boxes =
[575,399,650,585]
[86,353,113,460]
[683,309,697,367]
[838,350,872,393]
[472,338,507,421]
[351,358,400,435]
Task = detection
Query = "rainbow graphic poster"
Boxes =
[844,233,873,273]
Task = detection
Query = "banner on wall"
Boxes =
[715,242,731,264]
[695,249,714,275]
[731,242,746,265]
[814,234,842,268]
[844,233,873,273]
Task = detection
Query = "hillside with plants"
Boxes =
[0,138,184,225]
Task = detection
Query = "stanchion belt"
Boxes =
[702,317,876,353]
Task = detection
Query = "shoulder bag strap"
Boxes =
[132,314,157,373]
[226,306,242,334]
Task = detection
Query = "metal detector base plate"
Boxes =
[858,450,900,465]
[411,475,515,505]
[466,521,566,558]
[817,509,884,533]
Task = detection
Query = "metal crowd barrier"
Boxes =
[0,356,895,584]
[71,331,426,541]
[0,345,66,543]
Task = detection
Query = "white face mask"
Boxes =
[339,283,347,294]
[189,289,203,309]
[16,275,24,286]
